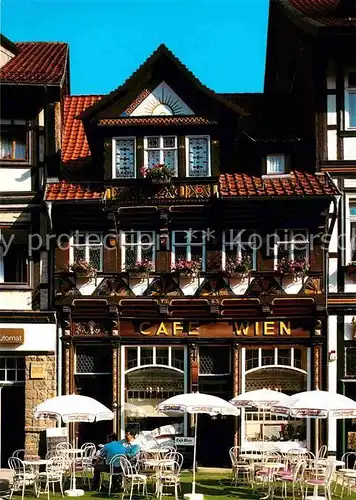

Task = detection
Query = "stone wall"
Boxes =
[24,354,56,457]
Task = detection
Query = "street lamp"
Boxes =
[0,381,14,467]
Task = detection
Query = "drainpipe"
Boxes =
[57,319,62,398]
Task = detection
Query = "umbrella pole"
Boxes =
[262,408,265,451]
[192,413,198,495]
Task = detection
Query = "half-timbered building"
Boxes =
[0,33,69,462]
[264,0,356,457]
[46,43,339,465]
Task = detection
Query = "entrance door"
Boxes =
[1,385,25,467]
[197,413,234,467]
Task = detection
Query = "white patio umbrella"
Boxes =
[230,388,288,447]
[34,394,114,497]
[157,392,239,500]
[272,390,356,418]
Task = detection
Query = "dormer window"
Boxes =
[186,136,211,177]
[345,71,356,130]
[266,154,285,175]
[113,137,136,178]
[144,136,178,175]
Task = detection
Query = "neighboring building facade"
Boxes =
[46,44,338,466]
[264,0,356,455]
[0,34,68,463]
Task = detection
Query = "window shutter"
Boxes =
[115,138,135,178]
[103,245,120,273]
[156,250,170,273]
[55,245,69,271]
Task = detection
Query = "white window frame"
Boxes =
[347,196,356,264]
[273,229,309,269]
[185,135,211,177]
[266,154,286,175]
[345,70,356,131]
[0,356,25,383]
[120,230,156,271]
[144,136,178,175]
[171,230,207,271]
[69,232,103,271]
[0,119,30,164]
[112,136,136,179]
[222,229,257,270]
[0,244,28,284]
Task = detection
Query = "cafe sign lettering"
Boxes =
[0,328,24,345]
[137,321,295,337]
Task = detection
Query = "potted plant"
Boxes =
[277,257,309,277]
[225,255,252,277]
[140,163,174,183]
[125,259,154,276]
[68,259,97,278]
[172,258,202,277]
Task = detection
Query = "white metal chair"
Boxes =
[276,458,307,500]
[158,460,181,500]
[8,456,38,500]
[37,456,65,500]
[304,459,335,500]
[11,449,26,460]
[229,446,252,486]
[80,443,96,488]
[120,455,147,500]
[334,451,356,497]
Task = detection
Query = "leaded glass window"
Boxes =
[275,230,309,267]
[144,136,177,175]
[75,345,111,374]
[114,138,135,178]
[186,136,210,177]
[172,230,207,271]
[70,232,103,271]
[222,229,257,271]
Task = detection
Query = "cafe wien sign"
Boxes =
[120,320,310,339]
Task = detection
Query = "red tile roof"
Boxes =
[98,117,216,126]
[285,0,356,27]
[1,42,68,84]
[219,171,339,197]
[62,95,103,166]
[45,181,104,201]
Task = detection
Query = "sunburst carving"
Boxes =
[129,82,194,117]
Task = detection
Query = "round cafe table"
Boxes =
[143,458,175,496]
[58,448,84,497]
[260,463,286,500]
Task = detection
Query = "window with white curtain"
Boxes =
[120,230,156,271]
[0,122,27,161]
[266,154,285,174]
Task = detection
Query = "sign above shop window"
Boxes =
[0,328,24,345]
[120,321,311,339]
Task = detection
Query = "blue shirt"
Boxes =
[99,441,126,463]
[118,439,140,458]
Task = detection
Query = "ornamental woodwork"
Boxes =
[72,321,110,336]
[232,344,240,446]
[112,346,119,434]
[313,345,322,390]
[189,344,198,392]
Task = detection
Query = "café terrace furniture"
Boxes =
[304,459,336,500]
[120,455,148,500]
[8,457,38,500]
[98,453,125,496]
[37,456,65,499]
[229,446,252,486]
[158,460,182,500]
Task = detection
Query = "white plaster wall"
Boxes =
[0,168,32,192]
[327,130,337,160]
[0,211,31,224]
[344,137,356,160]
[40,251,48,283]
[327,315,337,452]
[0,46,15,68]
[75,277,103,295]
[328,258,338,293]
[0,323,56,352]
[0,291,32,310]
[344,179,356,188]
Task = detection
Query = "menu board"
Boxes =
[46,427,68,453]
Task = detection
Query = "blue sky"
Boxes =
[2,0,269,95]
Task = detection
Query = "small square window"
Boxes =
[267,154,285,174]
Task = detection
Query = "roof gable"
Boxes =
[80,44,243,122]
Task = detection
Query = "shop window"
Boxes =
[126,347,138,370]
[140,347,153,366]
[186,136,211,177]
[345,347,356,378]
[245,349,259,371]
[69,232,103,272]
[171,348,184,370]
[275,230,309,269]
[144,136,178,175]
[0,244,28,284]
[113,137,136,178]
[199,346,231,375]
[75,345,111,374]
[120,231,155,271]
[294,348,302,369]
[261,349,275,366]
[0,357,25,382]
[345,71,356,130]
[155,347,169,366]
[0,122,27,161]
[172,230,207,272]
[277,349,291,366]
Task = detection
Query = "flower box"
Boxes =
[172,258,202,277]
[225,256,252,278]
[125,259,154,275]
[277,257,309,277]
[140,163,173,182]
[68,260,97,279]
